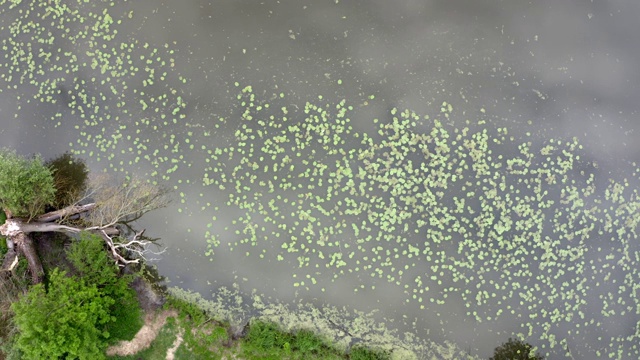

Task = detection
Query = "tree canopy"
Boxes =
[45,152,89,210]
[10,232,138,360]
[0,149,55,220]
[490,337,545,360]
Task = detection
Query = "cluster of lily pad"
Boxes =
[201,84,640,359]
[0,0,188,179]
[3,1,640,359]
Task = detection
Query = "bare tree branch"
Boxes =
[1,174,171,278]
[82,174,170,230]
[95,228,165,267]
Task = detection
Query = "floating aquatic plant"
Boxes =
[3,1,640,358]
[201,84,640,359]
[0,0,188,179]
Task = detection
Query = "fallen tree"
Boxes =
[0,150,170,284]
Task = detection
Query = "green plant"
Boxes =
[164,293,208,326]
[246,320,291,351]
[292,329,324,354]
[349,345,390,360]
[0,149,56,220]
[9,232,143,359]
[489,337,544,360]
[108,317,180,360]
[0,266,30,359]
[11,268,114,360]
[66,232,142,343]
[45,152,88,209]
[104,288,143,344]
[0,237,7,257]
[66,232,129,291]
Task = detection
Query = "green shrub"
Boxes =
[0,265,30,359]
[164,293,207,326]
[246,320,291,351]
[45,152,88,209]
[349,345,390,360]
[10,232,143,359]
[66,232,130,292]
[67,232,142,343]
[11,268,113,359]
[489,338,544,360]
[292,329,324,354]
[104,287,143,344]
[0,149,55,219]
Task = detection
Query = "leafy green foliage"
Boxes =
[246,320,289,351]
[0,262,30,360]
[45,152,89,209]
[108,317,180,360]
[243,320,358,359]
[11,268,113,360]
[0,149,55,219]
[0,237,7,257]
[10,232,142,359]
[349,345,391,360]
[490,338,544,360]
[104,287,143,344]
[66,232,127,292]
[164,292,211,326]
[66,232,142,343]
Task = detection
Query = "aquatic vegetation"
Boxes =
[168,285,473,359]
[0,0,188,178]
[3,1,640,359]
[201,85,640,359]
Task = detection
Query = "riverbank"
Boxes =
[0,232,396,360]
[113,262,395,359]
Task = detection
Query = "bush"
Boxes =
[45,152,88,209]
[349,345,390,360]
[66,232,131,294]
[0,265,30,359]
[11,268,114,359]
[246,320,291,351]
[66,232,142,342]
[490,337,545,360]
[0,149,56,219]
[9,232,142,359]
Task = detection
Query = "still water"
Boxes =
[1,0,640,358]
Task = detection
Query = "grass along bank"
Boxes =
[0,230,394,360]
[106,291,392,360]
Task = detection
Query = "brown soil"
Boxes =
[165,326,184,360]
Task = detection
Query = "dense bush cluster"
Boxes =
[45,152,89,210]
[8,232,141,360]
[0,149,55,220]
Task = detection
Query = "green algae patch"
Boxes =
[167,285,478,360]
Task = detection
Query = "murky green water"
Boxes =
[2,1,640,358]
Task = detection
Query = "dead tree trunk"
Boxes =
[1,201,163,284]
[13,232,43,284]
[0,207,93,284]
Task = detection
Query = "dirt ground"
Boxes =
[105,309,179,358]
